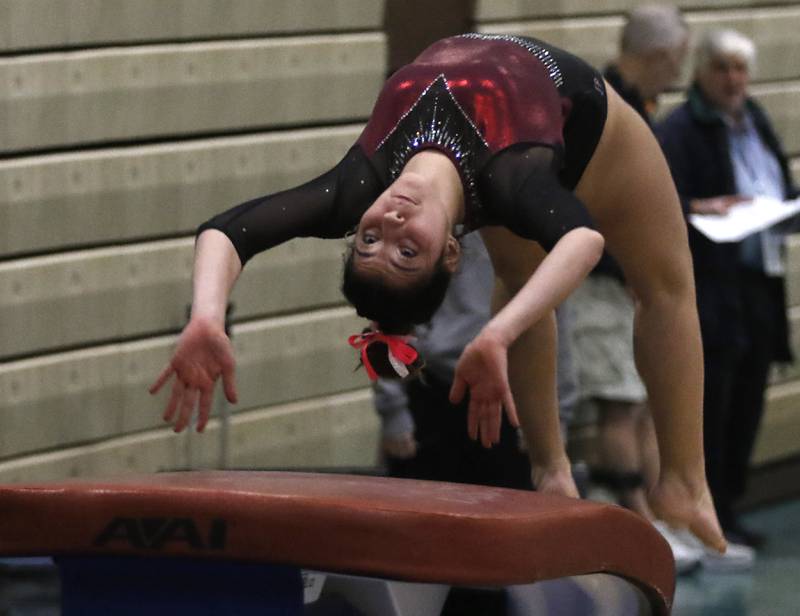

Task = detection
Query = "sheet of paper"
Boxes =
[689,196,800,243]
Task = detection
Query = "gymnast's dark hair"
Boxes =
[341,248,452,378]
[342,248,452,333]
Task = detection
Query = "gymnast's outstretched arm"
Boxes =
[150,230,242,432]
[151,146,383,431]
[446,145,603,487]
[450,226,603,493]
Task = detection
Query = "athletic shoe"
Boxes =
[700,541,756,572]
[584,484,619,506]
[652,521,703,575]
[672,528,756,573]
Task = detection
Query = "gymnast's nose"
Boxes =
[383,210,405,225]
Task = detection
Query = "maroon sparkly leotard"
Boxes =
[200,34,607,266]
[362,36,568,153]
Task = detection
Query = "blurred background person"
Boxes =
[568,4,700,571]
[604,3,689,122]
[657,28,798,569]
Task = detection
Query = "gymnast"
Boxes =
[150,34,726,553]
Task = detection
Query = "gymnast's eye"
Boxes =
[400,246,417,258]
[362,233,378,245]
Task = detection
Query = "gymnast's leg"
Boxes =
[574,84,724,550]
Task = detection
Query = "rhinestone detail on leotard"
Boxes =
[458,33,564,88]
[375,74,490,225]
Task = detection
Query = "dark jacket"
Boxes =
[656,84,796,360]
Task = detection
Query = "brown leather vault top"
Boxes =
[0,471,674,614]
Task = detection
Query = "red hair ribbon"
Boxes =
[347,331,418,381]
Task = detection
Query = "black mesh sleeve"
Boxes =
[478,144,595,251]
[197,145,382,266]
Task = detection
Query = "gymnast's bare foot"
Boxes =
[532,461,580,498]
[649,470,727,553]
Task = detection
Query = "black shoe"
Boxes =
[724,520,766,550]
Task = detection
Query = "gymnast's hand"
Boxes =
[149,316,238,433]
[449,330,520,448]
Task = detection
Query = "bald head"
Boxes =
[616,4,689,101]
[621,4,688,55]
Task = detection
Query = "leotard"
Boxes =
[199,35,607,266]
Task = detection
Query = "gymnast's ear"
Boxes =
[442,235,461,273]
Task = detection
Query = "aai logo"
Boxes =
[93,517,227,551]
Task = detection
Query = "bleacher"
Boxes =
[1,0,798,488]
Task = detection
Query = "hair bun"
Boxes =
[348,330,425,381]
[364,339,425,380]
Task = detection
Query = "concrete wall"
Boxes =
[1,0,798,481]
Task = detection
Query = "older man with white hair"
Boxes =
[657,29,798,570]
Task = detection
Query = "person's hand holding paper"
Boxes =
[690,195,749,216]
[688,195,800,242]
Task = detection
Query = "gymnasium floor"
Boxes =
[671,497,800,616]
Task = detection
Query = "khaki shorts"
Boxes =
[568,275,646,403]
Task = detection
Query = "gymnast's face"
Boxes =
[353,172,459,287]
